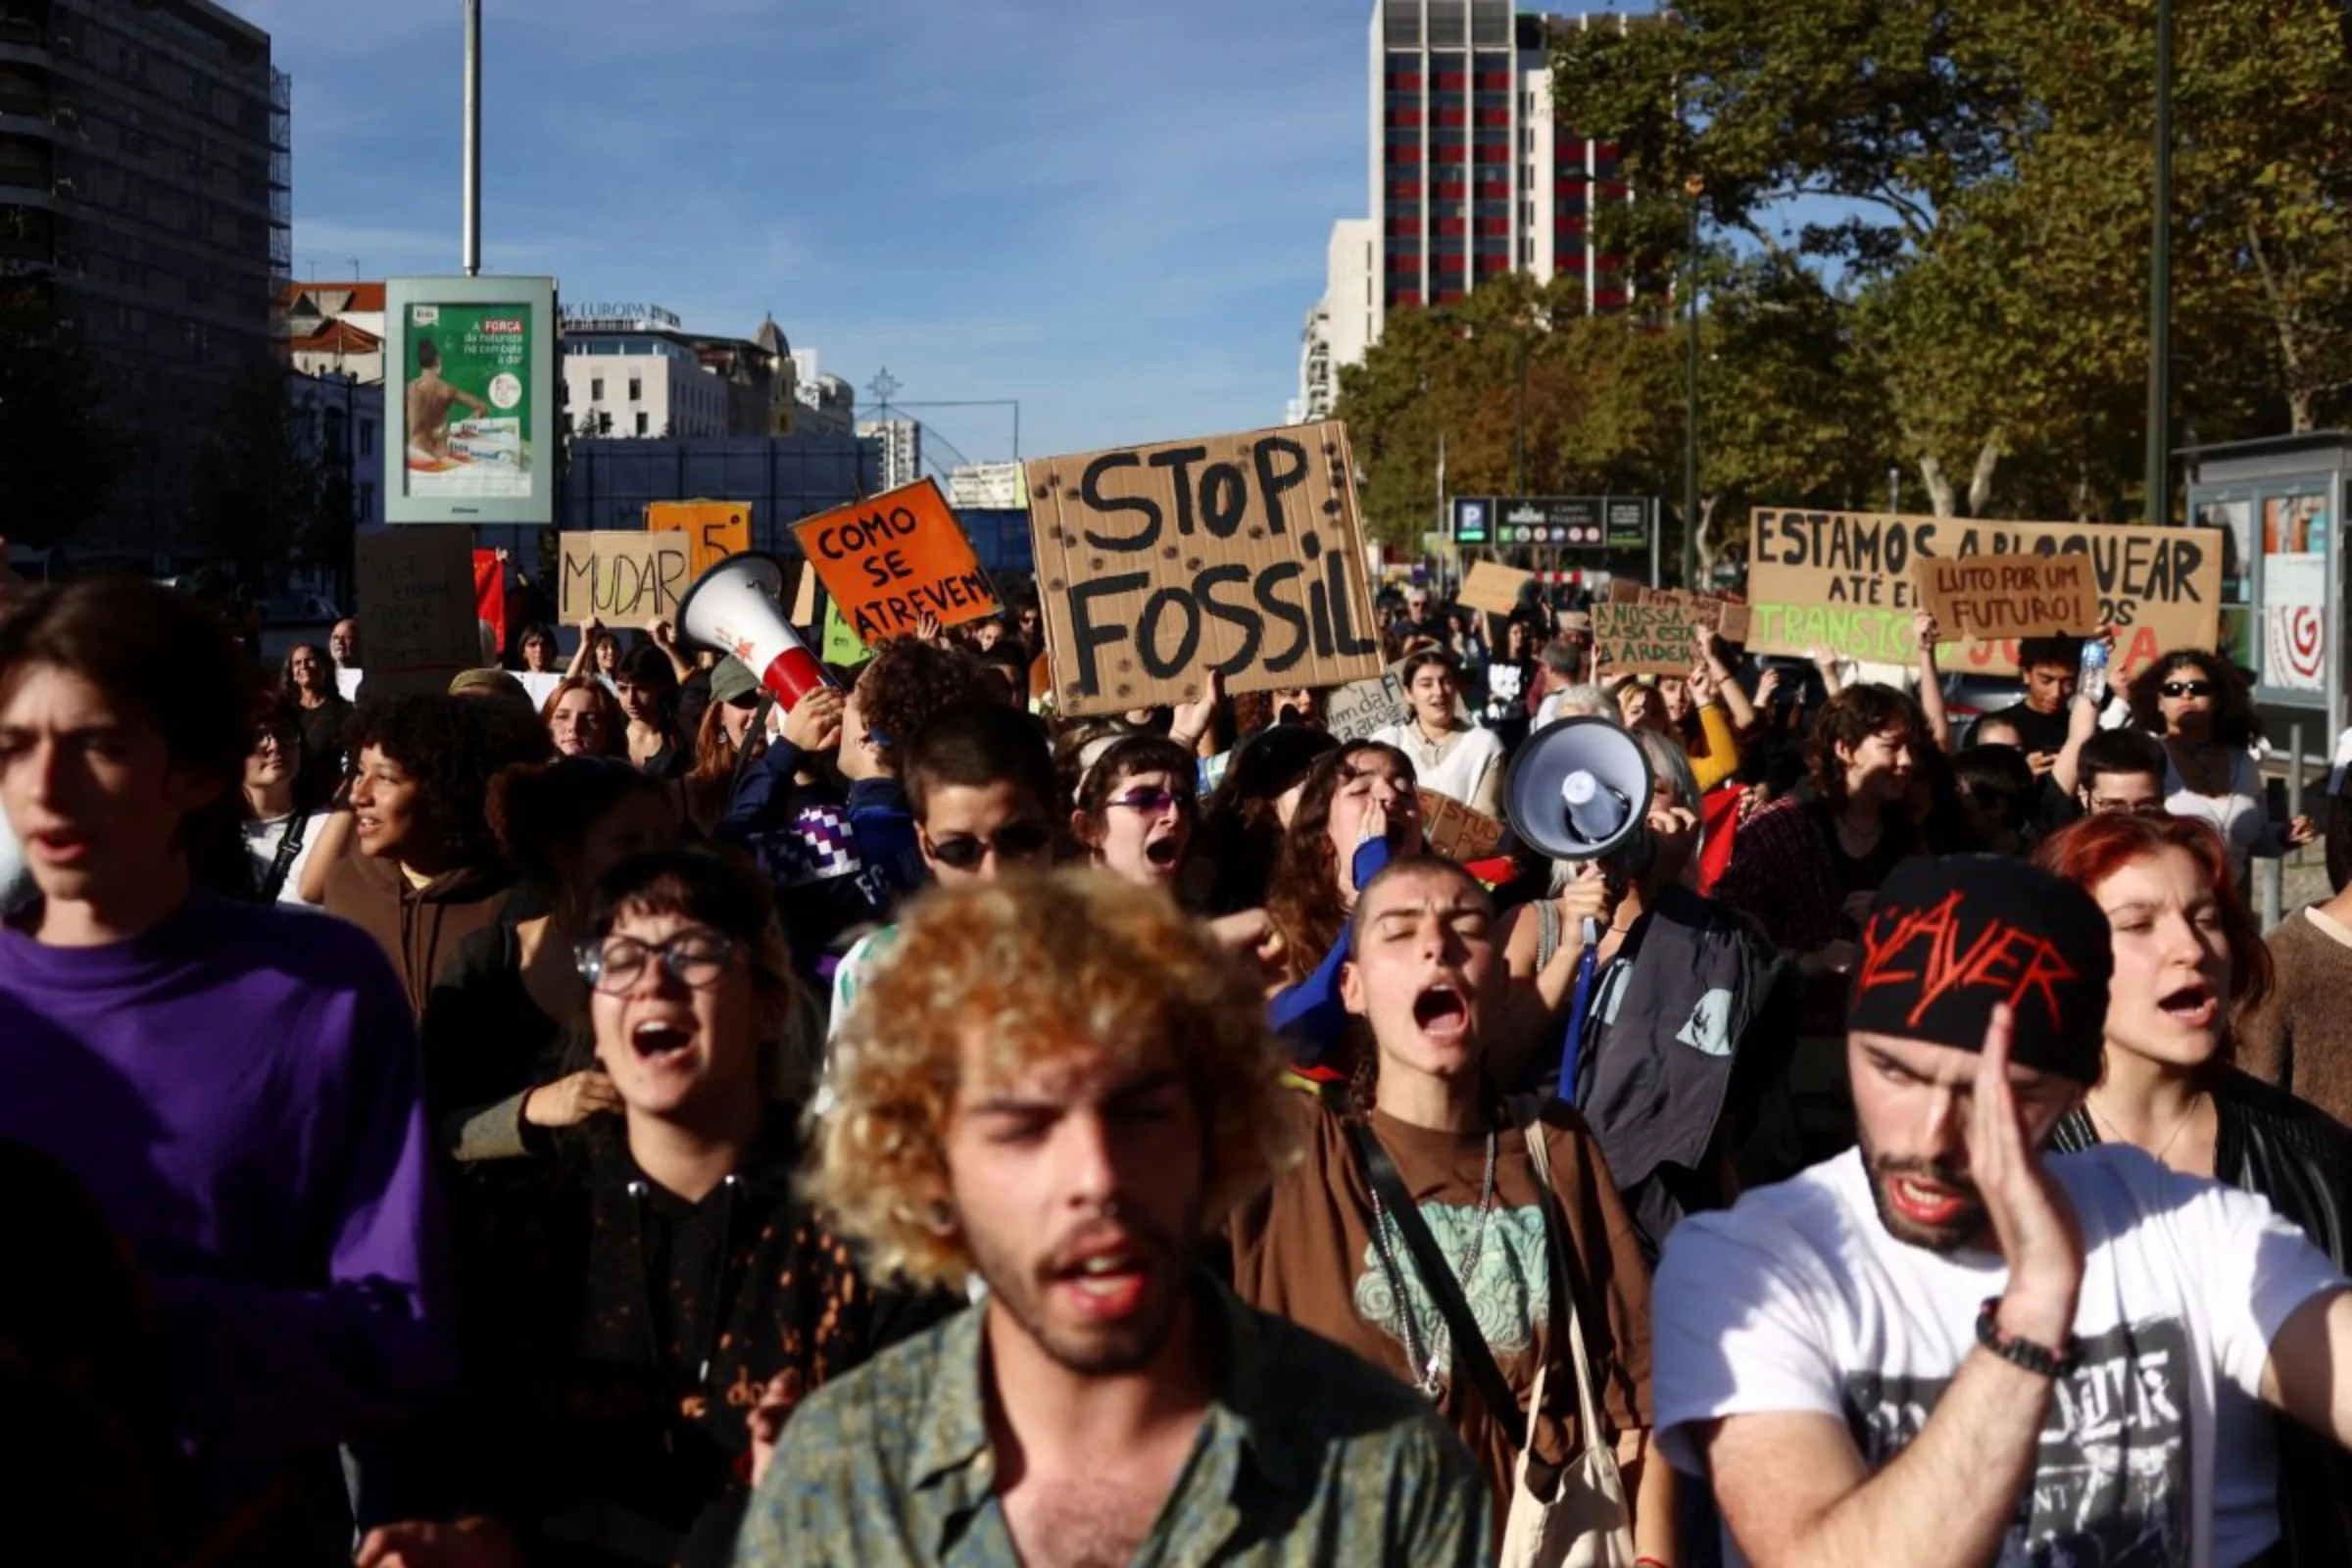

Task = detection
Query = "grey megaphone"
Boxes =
[1503,715,1654,866]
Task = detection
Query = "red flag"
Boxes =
[471,549,506,660]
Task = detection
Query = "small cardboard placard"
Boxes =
[1458,560,1534,616]
[1595,600,1703,677]
[792,479,998,646]
[821,598,872,667]
[1417,788,1506,862]
[1607,580,1752,644]
[357,528,480,698]
[559,531,694,625]
[1024,419,1383,716]
[648,500,751,577]
[1324,659,1411,743]
[1914,551,2099,644]
[1746,508,2221,677]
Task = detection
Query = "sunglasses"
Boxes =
[573,930,736,995]
[1107,787,1190,817]
[2159,680,2215,699]
[926,818,1056,871]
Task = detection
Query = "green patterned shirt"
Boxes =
[732,1278,1493,1567]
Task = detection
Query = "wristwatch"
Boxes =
[1976,1297,2081,1379]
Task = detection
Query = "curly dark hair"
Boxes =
[854,638,1003,771]
[346,693,555,866]
[1806,683,1931,809]
[2126,648,2256,749]
[1264,741,1419,987]
[1197,723,1340,914]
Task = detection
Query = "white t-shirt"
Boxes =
[516,670,564,710]
[242,811,328,906]
[1653,1144,2346,1568]
[335,666,364,703]
[2163,748,2268,892]
[1367,720,1505,809]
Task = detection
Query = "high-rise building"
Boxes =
[858,417,921,490]
[1,0,292,564]
[1304,1,1635,404]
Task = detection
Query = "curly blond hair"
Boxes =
[817,870,1299,1288]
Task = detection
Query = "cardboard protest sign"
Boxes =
[559,531,693,624]
[649,500,751,577]
[1024,419,1383,716]
[1417,789,1506,862]
[1608,581,1752,644]
[1915,552,2098,644]
[1595,600,1702,677]
[357,528,479,698]
[793,479,998,645]
[1746,509,2221,678]
[1324,660,1411,743]
[1458,561,1533,616]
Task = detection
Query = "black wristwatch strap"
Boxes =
[1976,1297,2080,1379]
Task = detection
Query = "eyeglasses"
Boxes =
[2159,680,2215,699]
[573,930,737,995]
[1106,787,1189,817]
[927,819,1056,871]
[251,728,296,752]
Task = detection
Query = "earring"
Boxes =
[922,1198,958,1237]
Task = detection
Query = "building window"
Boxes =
[635,412,649,435]
[359,481,375,517]
[359,421,373,457]
[628,377,643,401]
[591,377,605,400]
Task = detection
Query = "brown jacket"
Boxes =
[323,847,514,1017]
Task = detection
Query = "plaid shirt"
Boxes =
[1712,793,1846,956]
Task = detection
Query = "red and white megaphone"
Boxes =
[675,553,835,710]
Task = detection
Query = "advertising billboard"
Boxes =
[383,275,559,525]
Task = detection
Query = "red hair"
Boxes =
[2031,812,2273,1012]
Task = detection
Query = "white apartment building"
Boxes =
[564,309,736,439]
[1298,219,1377,421]
[859,417,922,490]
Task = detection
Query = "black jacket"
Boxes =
[427,1117,957,1567]
[2054,1070,2352,1568]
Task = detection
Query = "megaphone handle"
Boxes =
[1554,935,1602,1106]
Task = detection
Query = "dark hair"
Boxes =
[2033,811,2273,1021]
[1265,741,1418,986]
[613,644,680,720]
[1198,723,1341,913]
[346,693,553,866]
[856,638,1003,767]
[2127,649,2255,747]
[1231,686,1325,736]
[1075,734,1198,819]
[539,674,627,758]
[250,688,302,747]
[2017,636,2083,673]
[1952,745,2037,837]
[487,755,670,889]
[902,703,1058,821]
[1399,648,1460,690]
[2078,728,2168,791]
[281,641,335,698]
[1807,683,1930,808]
[588,846,794,995]
[514,621,560,661]
[0,578,254,889]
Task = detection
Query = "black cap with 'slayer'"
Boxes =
[1846,855,2114,1083]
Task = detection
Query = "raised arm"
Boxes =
[1701,628,1757,735]
[2048,692,2102,798]
[564,615,602,681]
[1912,611,1950,752]
[1701,1007,2082,1568]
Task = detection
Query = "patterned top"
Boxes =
[732,1279,1494,1567]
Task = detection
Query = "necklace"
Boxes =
[1366,1126,1498,1397]
[2088,1090,2206,1167]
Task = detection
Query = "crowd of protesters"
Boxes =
[10,558,2352,1568]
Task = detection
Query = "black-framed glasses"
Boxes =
[927,818,1056,871]
[573,930,737,995]
[2159,680,2215,699]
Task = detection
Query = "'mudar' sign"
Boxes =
[1024,420,1383,715]
[1747,509,2220,676]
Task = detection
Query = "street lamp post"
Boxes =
[462,0,482,276]
[1683,180,1702,588]
[2142,0,2173,523]
[1512,332,1529,497]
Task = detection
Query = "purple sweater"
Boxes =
[0,892,452,1501]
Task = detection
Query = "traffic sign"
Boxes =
[1450,496,1493,546]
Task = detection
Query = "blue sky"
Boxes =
[240,0,1403,466]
